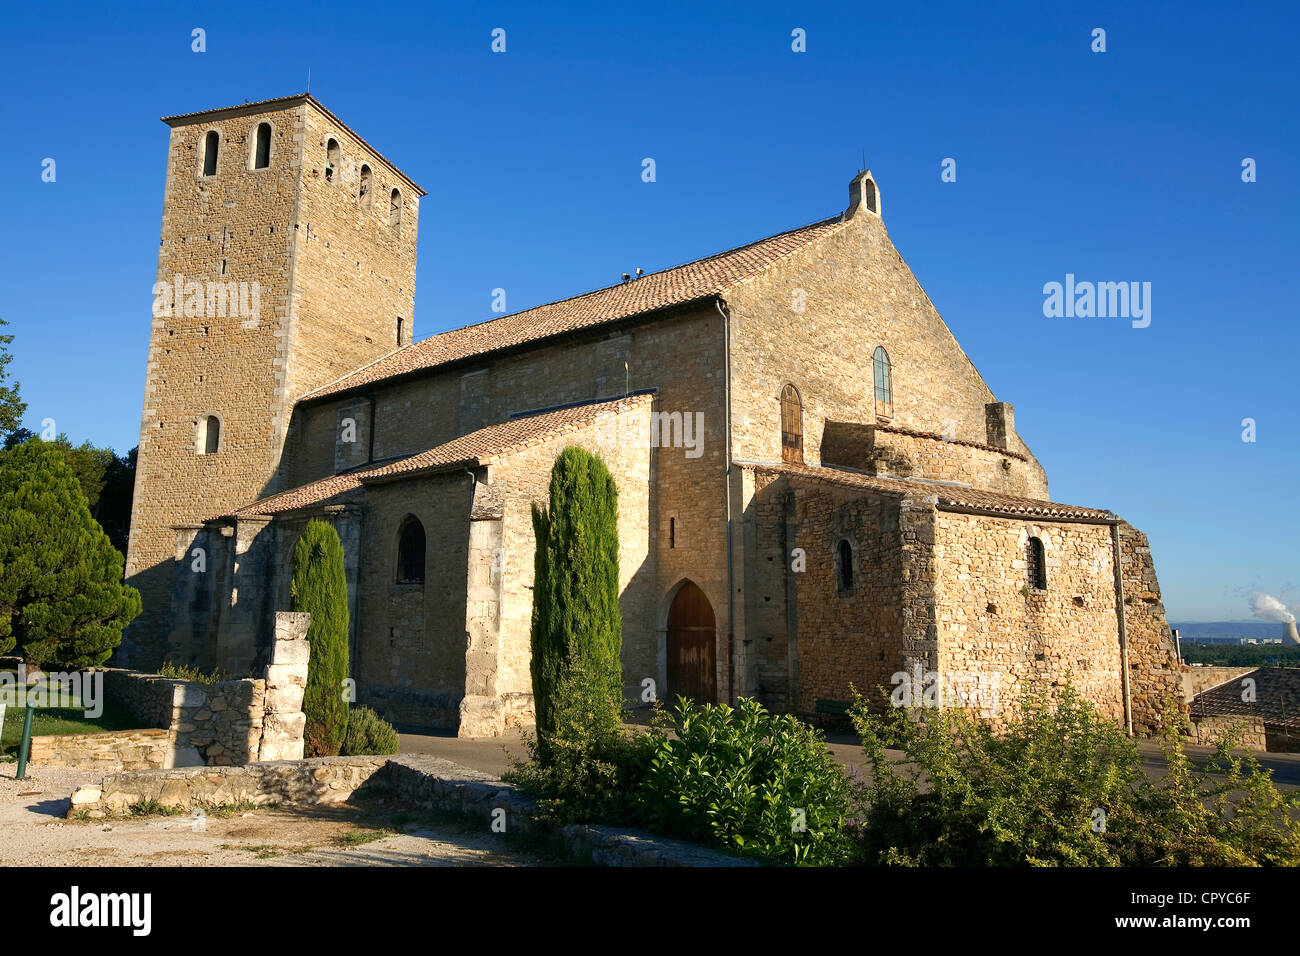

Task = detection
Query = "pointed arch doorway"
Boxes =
[666,580,717,702]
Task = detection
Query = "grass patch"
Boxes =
[129,799,188,817]
[156,662,231,685]
[332,827,393,847]
[0,679,140,758]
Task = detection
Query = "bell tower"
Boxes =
[123,94,424,667]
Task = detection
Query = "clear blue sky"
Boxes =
[1,1,1295,621]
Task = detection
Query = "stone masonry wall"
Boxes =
[126,96,420,670]
[1118,523,1184,734]
[820,422,1047,499]
[723,174,1047,499]
[291,307,732,705]
[489,396,655,723]
[29,729,174,772]
[933,511,1125,727]
[767,477,907,715]
[102,611,310,765]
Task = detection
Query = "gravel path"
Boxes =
[0,761,558,867]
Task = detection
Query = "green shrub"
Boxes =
[851,685,1300,867]
[636,696,857,866]
[1123,702,1300,866]
[340,706,399,756]
[506,658,645,825]
[157,661,228,685]
[852,683,1141,866]
[291,519,350,757]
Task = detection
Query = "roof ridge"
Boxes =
[405,213,842,341]
[298,211,847,404]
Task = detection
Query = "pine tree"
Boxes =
[0,318,27,439]
[529,446,622,756]
[0,440,141,666]
[291,519,351,756]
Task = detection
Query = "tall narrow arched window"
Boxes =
[397,516,425,585]
[359,164,372,209]
[253,122,272,169]
[325,138,340,182]
[838,539,854,591]
[198,415,220,455]
[202,130,219,176]
[389,187,402,231]
[1026,536,1047,591]
[396,316,404,346]
[872,346,893,420]
[780,384,803,464]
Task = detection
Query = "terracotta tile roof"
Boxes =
[362,392,653,484]
[1192,667,1300,729]
[225,472,366,519]
[223,393,652,517]
[300,216,847,402]
[751,462,1116,523]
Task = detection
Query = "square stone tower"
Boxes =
[123,94,424,667]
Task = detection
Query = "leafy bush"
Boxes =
[290,519,350,757]
[636,696,857,865]
[1123,703,1300,866]
[157,661,228,685]
[851,685,1300,866]
[852,683,1141,866]
[506,658,645,824]
[340,706,400,756]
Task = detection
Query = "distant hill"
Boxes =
[1171,621,1291,642]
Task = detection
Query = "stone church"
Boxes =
[123,94,1181,737]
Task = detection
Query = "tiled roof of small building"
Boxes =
[1191,667,1300,729]
[222,393,651,518]
[300,216,847,402]
[753,462,1117,523]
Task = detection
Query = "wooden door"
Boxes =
[667,581,717,702]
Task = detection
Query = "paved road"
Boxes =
[398,726,1300,790]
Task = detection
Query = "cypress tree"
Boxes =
[291,519,351,756]
[529,446,622,756]
[0,440,141,667]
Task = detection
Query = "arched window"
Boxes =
[1026,536,1047,590]
[838,539,854,591]
[872,346,893,420]
[359,164,372,208]
[198,415,220,455]
[389,188,402,230]
[325,138,340,182]
[202,130,219,177]
[397,516,425,584]
[780,384,803,464]
[862,178,878,214]
[396,316,404,346]
[253,122,272,169]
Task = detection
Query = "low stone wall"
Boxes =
[68,756,390,818]
[385,755,757,866]
[1182,665,1255,702]
[1191,714,1268,750]
[28,729,173,772]
[68,753,758,866]
[98,611,311,767]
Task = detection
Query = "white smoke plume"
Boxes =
[1250,590,1296,624]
